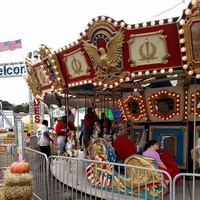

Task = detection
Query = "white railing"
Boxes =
[12,147,200,200]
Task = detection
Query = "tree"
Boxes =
[2,101,13,110]
[13,103,29,113]
[1,100,29,113]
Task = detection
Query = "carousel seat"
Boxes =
[113,135,136,160]
[87,138,168,199]
[158,150,181,184]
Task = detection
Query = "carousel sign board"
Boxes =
[56,20,182,86]
[128,30,169,67]
[63,48,91,80]
[184,1,200,74]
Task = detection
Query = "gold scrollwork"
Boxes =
[71,56,84,74]
[162,54,170,64]
[139,38,157,62]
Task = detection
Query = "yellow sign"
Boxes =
[0,146,6,152]
[4,139,14,144]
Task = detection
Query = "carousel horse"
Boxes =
[191,137,200,171]
[86,138,168,199]
[62,130,78,172]
[91,122,100,141]
[63,130,78,157]
[83,122,100,158]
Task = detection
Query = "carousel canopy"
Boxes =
[24,1,200,122]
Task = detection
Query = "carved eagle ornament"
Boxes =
[83,28,125,73]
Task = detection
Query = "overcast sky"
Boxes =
[0,0,190,104]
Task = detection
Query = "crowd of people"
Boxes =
[37,109,76,157]
[37,107,113,158]
[36,107,173,184]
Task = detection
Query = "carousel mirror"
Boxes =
[154,98,174,113]
[197,96,200,110]
[128,100,139,114]
[159,134,177,156]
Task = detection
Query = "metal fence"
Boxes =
[23,147,173,200]
[1,147,200,200]
[24,147,48,200]
[0,144,15,169]
[173,173,200,200]
[48,155,172,200]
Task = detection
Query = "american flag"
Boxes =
[0,41,10,52]
[86,162,113,187]
[0,39,22,52]
[86,163,100,185]
[99,171,113,187]
[9,39,22,51]
[87,163,95,184]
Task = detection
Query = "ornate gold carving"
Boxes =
[128,30,170,67]
[120,155,166,197]
[25,58,42,97]
[87,21,116,38]
[87,139,166,198]
[162,54,170,64]
[39,44,65,87]
[184,1,200,74]
[139,38,157,62]
[71,56,84,74]
[64,48,91,79]
[83,27,125,74]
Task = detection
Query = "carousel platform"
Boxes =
[50,150,200,200]
[50,150,135,200]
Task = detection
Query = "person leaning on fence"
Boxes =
[83,107,99,154]
[55,114,69,155]
[38,120,54,157]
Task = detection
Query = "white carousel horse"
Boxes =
[62,130,78,172]
[91,122,100,142]
[63,130,78,157]
[191,137,200,170]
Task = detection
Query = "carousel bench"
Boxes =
[86,137,169,199]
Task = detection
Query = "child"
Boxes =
[64,130,78,157]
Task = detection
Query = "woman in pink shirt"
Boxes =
[143,140,167,169]
[143,140,170,185]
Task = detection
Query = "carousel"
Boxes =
[23,0,200,179]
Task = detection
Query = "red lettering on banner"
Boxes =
[34,99,40,106]
[34,107,40,115]
[34,115,40,123]
[33,99,41,123]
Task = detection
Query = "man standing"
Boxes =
[99,112,111,137]
[68,109,75,123]
[38,120,54,157]
[83,107,99,156]
[55,115,69,155]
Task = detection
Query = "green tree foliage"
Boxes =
[2,100,57,114]
[13,103,29,113]
[2,100,29,113]
[1,100,51,114]
[1,101,13,110]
